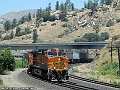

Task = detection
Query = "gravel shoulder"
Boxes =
[0,68,30,88]
[0,68,41,90]
[0,68,70,90]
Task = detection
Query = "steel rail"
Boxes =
[24,70,97,90]
[69,74,120,89]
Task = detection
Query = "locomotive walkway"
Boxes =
[0,42,109,50]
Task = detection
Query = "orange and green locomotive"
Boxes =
[27,48,69,81]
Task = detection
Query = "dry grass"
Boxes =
[1,1,120,44]
[74,46,120,84]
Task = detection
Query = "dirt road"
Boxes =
[0,68,38,90]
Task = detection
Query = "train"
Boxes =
[27,48,69,81]
[67,52,95,63]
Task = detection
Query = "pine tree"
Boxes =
[18,16,26,24]
[71,3,74,10]
[10,30,14,39]
[48,3,51,11]
[15,27,21,36]
[11,19,17,29]
[33,29,38,43]
[100,0,105,4]
[65,0,71,10]
[3,20,11,32]
[56,1,59,10]
[28,12,31,21]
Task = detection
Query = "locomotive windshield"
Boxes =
[48,52,57,57]
[29,53,33,56]
[58,52,67,57]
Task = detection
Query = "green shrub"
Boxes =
[0,79,3,84]
[106,20,114,27]
[112,35,120,40]
[79,9,84,12]
[102,7,108,12]
[62,23,67,27]
[15,59,22,68]
[100,32,109,41]
[116,19,120,23]
[3,35,11,40]
[15,59,28,68]
[117,82,120,86]
[0,79,3,89]
[74,38,81,42]
[100,62,119,76]
[51,23,56,26]
[0,48,15,74]
[75,33,100,42]
[72,68,79,73]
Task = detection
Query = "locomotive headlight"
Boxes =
[58,57,60,60]
[64,67,66,70]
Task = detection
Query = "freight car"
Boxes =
[67,52,80,63]
[68,52,95,63]
[79,52,88,62]
[27,48,69,81]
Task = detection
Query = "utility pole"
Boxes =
[117,48,120,75]
[115,41,120,76]
[110,41,113,64]
[107,41,113,64]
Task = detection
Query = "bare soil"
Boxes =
[0,68,37,90]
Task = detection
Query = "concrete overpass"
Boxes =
[0,42,109,50]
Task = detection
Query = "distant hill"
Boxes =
[0,9,37,31]
[0,9,37,20]
[0,9,37,24]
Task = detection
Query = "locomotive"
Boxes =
[27,48,69,81]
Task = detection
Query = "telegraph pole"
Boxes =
[117,48,120,75]
[116,41,120,75]
[110,41,113,64]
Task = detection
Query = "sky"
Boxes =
[0,0,88,16]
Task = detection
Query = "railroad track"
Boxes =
[63,81,98,90]
[20,64,120,90]
[49,80,98,90]
[24,70,97,90]
[69,74,120,89]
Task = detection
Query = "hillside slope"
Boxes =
[0,0,120,44]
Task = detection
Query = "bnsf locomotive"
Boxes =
[27,48,69,81]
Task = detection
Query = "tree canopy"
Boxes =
[74,32,109,42]
[84,0,113,12]
[0,48,15,74]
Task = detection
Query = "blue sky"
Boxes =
[0,0,88,16]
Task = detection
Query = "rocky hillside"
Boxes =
[0,0,120,44]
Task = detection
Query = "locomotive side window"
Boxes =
[48,52,57,57]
